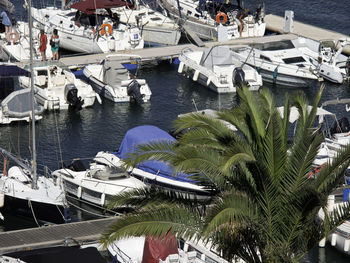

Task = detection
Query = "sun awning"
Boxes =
[70,0,134,15]
[277,106,335,123]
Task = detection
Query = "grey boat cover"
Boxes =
[0,0,14,14]
[1,88,44,118]
[199,46,233,70]
[103,59,129,87]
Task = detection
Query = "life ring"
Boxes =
[216,12,228,24]
[100,23,113,36]
[6,32,19,44]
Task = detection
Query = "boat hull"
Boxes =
[141,25,181,46]
[0,195,67,224]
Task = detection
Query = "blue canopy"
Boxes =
[115,125,195,183]
[0,64,29,77]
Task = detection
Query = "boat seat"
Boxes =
[52,75,66,86]
[36,75,47,87]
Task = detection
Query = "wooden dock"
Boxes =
[60,33,297,66]
[0,217,116,254]
[265,14,350,55]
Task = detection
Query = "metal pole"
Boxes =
[28,0,37,189]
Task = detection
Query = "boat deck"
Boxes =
[0,217,116,254]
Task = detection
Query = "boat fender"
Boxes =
[206,77,211,86]
[193,70,199,81]
[344,239,350,252]
[0,193,4,208]
[273,66,278,84]
[100,23,113,36]
[331,233,337,246]
[77,186,82,199]
[100,193,106,206]
[216,12,228,24]
[178,63,184,73]
[6,32,19,44]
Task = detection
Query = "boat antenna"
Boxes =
[28,0,37,189]
[192,98,198,112]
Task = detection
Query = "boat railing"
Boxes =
[110,242,133,263]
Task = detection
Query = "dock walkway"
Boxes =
[0,217,116,254]
[265,14,350,55]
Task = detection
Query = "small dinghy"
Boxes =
[178,45,262,93]
[83,55,151,103]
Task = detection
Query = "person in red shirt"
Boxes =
[39,29,47,61]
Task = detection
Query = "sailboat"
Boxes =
[0,0,69,225]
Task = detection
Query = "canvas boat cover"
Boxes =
[277,106,335,123]
[115,125,195,183]
[199,46,233,70]
[103,59,129,87]
[1,88,44,118]
[70,0,133,15]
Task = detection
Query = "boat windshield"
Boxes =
[251,40,295,51]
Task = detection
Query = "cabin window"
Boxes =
[252,40,294,51]
[260,55,272,62]
[282,56,306,64]
[194,14,200,18]
[37,70,48,76]
[187,10,192,15]
[205,257,218,263]
[150,17,162,21]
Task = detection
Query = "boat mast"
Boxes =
[28,0,37,189]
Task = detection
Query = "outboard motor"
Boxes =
[232,67,247,89]
[330,117,350,135]
[127,79,144,104]
[64,83,84,111]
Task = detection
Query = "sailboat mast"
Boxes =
[28,0,37,189]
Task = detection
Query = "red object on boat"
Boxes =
[70,0,133,14]
[142,232,179,263]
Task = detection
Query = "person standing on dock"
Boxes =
[50,29,60,60]
[39,29,47,61]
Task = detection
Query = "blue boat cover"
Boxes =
[0,64,29,76]
[115,125,195,183]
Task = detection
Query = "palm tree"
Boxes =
[101,85,350,263]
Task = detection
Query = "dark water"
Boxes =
[1,0,350,262]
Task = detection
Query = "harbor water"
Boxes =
[0,0,350,262]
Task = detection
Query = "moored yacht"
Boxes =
[29,0,144,54]
[178,45,262,93]
[160,0,266,41]
[112,1,181,46]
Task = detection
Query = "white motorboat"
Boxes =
[108,235,233,263]
[160,0,266,41]
[51,153,146,208]
[233,37,324,87]
[94,125,211,198]
[0,21,53,62]
[83,55,152,103]
[29,1,144,54]
[0,63,44,124]
[178,45,262,93]
[19,62,98,111]
[316,38,350,84]
[112,1,181,46]
[0,2,69,225]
